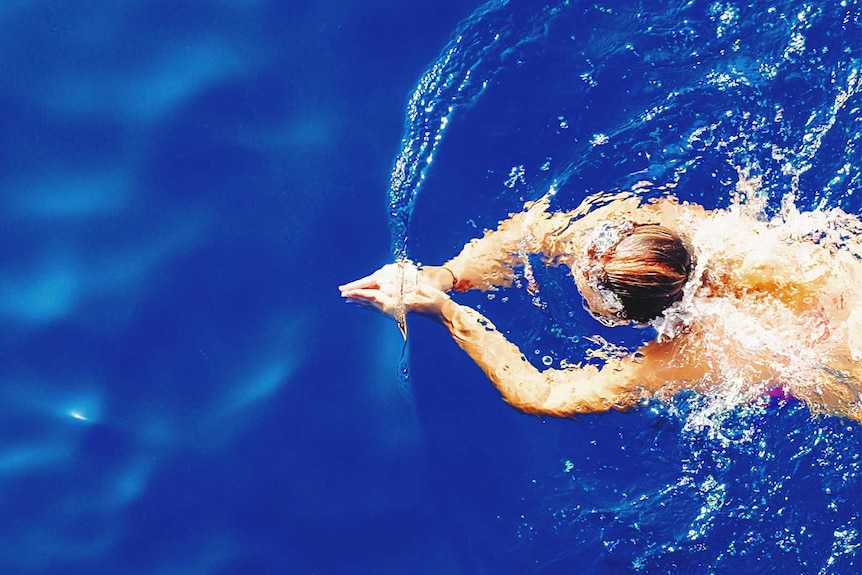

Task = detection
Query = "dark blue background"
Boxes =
[1,1,860,574]
[0,1,478,573]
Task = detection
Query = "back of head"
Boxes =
[601,225,692,323]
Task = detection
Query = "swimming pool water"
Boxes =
[0,1,472,573]
[400,1,861,573]
[0,0,859,573]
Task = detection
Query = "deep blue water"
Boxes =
[0,1,859,574]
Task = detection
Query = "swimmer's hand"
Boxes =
[339,262,451,336]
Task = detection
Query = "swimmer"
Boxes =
[340,190,862,422]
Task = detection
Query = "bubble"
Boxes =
[542,355,553,366]
[590,133,609,146]
[504,165,526,188]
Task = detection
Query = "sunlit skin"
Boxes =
[341,191,862,422]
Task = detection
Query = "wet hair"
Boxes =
[599,224,692,323]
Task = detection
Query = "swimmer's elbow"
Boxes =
[536,388,638,417]
[506,365,638,417]
[487,361,551,414]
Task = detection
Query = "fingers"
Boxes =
[343,297,377,312]
[341,287,382,300]
[339,260,427,295]
[342,288,396,314]
[338,262,401,293]
[338,274,380,293]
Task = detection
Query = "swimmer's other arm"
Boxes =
[436,297,664,415]
[423,194,585,292]
[423,193,657,293]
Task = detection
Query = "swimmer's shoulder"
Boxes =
[640,195,712,227]
[559,194,713,232]
[615,332,713,397]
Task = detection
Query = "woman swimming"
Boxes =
[340,189,862,421]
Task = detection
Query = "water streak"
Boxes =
[389,0,576,259]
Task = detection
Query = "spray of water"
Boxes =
[386,1,862,570]
[388,0,577,260]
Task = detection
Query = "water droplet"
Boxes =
[590,133,609,146]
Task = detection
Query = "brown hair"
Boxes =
[600,225,692,323]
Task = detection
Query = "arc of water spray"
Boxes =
[388,0,575,260]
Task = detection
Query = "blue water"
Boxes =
[400,1,861,574]
[0,1,858,574]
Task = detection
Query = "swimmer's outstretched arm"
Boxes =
[437,297,639,414]
[341,276,695,415]
[432,296,703,415]
[427,194,571,292]
[423,193,655,293]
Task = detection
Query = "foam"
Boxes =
[653,193,862,420]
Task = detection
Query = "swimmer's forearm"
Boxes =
[441,234,520,292]
[438,299,550,411]
[440,196,578,292]
[437,300,635,415]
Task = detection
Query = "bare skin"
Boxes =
[341,192,862,421]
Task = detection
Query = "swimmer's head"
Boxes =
[576,222,692,326]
